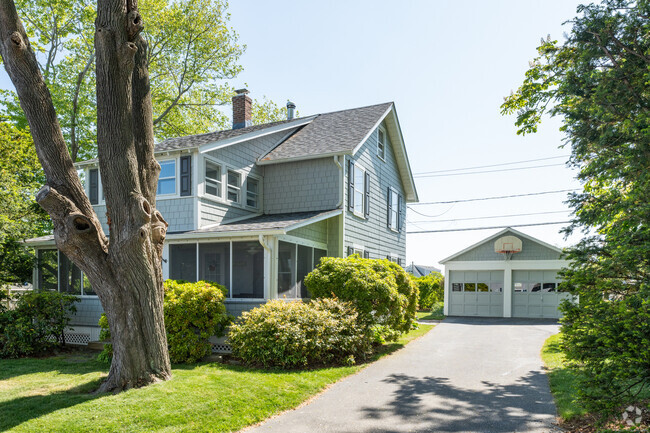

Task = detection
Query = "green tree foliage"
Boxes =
[0,291,78,358]
[0,122,50,285]
[304,255,419,340]
[251,97,297,125]
[164,280,231,363]
[228,298,372,368]
[414,272,444,310]
[1,0,244,161]
[501,0,650,413]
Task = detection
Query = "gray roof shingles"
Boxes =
[185,209,339,234]
[260,102,393,162]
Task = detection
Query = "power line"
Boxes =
[414,163,565,178]
[408,189,578,206]
[406,221,571,234]
[413,155,570,176]
[408,204,455,218]
[410,210,569,224]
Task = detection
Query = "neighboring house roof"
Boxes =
[405,264,441,277]
[24,234,55,246]
[439,227,564,264]
[258,102,393,163]
[168,209,342,238]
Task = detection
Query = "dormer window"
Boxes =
[205,161,222,198]
[227,170,241,203]
[158,160,176,195]
[246,177,259,209]
[377,128,386,160]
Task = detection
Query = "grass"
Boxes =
[540,333,587,420]
[416,302,445,321]
[0,323,434,433]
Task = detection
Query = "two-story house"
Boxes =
[26,89,419,345]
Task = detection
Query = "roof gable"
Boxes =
[440,227,564,263]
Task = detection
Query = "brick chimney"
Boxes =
[232,88,252,129]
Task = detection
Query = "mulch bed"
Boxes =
[558,402,649,432]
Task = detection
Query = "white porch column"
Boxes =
[443,266,450,316]
[162,243,170,280]
[260,235,277,300]
[503,263,513,317]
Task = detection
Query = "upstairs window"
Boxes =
[158,160,176,195]
[347,160,370,218]
[377,128,386,160]
[227,170,241,203]
[205,161,222,198]
[387,188,402,231]
[246,177,259,209]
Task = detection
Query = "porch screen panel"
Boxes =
[232,241,264,298]
[278,241,297,298]
[59,253,82,295]
[314,248,327,266]
[296,245,313,298]
[199,243,230,288]
[170,244,197,282]
[38,249,58,291]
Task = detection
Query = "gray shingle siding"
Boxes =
[68,297,103,327]
[327,216,341,257]
[448,230,562,262]
[287,219,328,244]
[200,199,252,227]
[263,158,340,214]
[224,300,264,317]
[91,198,195,233]
[344,123,406,262]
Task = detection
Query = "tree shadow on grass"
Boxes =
[360,371,560,433]
[0,353,107,381]
[0,377,105,431]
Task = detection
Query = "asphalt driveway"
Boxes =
[243,317,561,433]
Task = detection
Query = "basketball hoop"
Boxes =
[494,236,522,261]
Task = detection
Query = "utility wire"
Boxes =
[408,204,455,218]
[413,155,570,176]
[407,221,571,234]
[410,210,569,224]
[408,188,578,206]
[414,163,565,178]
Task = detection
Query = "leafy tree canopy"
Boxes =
[501,0,650,413]
[0,0,245,161]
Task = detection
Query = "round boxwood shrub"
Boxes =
[164,280,231,363]
[304,255,419,340]
[228,298,372,368]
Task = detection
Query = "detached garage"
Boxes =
[440,228,571,319]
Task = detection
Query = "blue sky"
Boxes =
[1,0,587,267]
[226,0,585,267]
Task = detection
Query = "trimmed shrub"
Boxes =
[164,280,231,363]
[414,272,444,310]
[228,298,372,368]
[304,255,418,340]
[0,291,78,358]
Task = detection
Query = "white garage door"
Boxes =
[448,271,504,317]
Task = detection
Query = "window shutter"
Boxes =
[397,194,403,231]
[180,155,192,196]
[89,169,98,205]
[347,160,355,211]
[363,250,370,259]
[347,246,353,256]
[387,187,392,228]
[364,172,370,218]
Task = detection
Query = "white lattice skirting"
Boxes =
[209,335,232,353]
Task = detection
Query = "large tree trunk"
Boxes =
[0,0,171,392]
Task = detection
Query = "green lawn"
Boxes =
[0,324,434,432]
[540,333,587,420]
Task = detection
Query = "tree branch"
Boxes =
[71,51,95,162]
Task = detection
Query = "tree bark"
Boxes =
[0,0,171,392]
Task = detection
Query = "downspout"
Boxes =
[334,155,343,208]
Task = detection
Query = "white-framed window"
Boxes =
[377,127,386,160]
[204,160,222,198]
[246,177,260,209]
[158,159,176,195]
[389,187,399,231]
[353,165,365,216]
[227,170,241,203]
